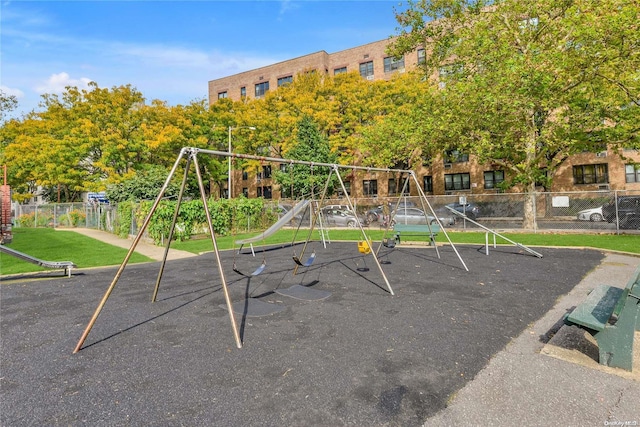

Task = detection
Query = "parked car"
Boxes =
[366,205,385,223]
[576,206,605,222]
[619,213,640,230]
[445,202,480,220]
[276,204,304,224]
[324,204,354,214]
[366,200,417,223]
[320,207,367,228]
[390,207,455,226]
[602,196,640,224]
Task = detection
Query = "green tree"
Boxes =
[0,83,203,202]
[273,116,340,198]
[0,99,87,202]
[0,91,19,122]
[389,0,640,228]
[105,165,181,203]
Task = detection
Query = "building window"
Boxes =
[417,48,426,65]
[262,165,272,179]
[359,61,374,78]
[388,178,409,195]
[240,87,246,98]
[625,164,640,183]
[242,171,248,181]
[423,175,433,193]
[438,63,463,88]
[573,163,609,185]
[242,187,248,197]
[257,186,272,199]
[388,179,398,195]
[384,56,405,73]
[363,179,378,196]
[277,76,293,87]
[444,150,469,164]
[445,173,471,191]
[218,91,228,99]
[484,170,505,189]
[342,181,351,196]
[255,81,269,98]
[334,67,347,75]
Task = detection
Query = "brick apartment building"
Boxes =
[208,40,640,200]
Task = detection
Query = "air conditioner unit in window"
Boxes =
[596,151,607,157]
[598,184,610,190]
[366,75,374,81]
[444,163,452,169]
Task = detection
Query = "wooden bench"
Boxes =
[392,223,440,246]
[563,265,640,371]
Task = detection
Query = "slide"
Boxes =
[0,244,76,277]
[236,199,311,252]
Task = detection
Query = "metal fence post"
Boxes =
[533,192,538,233]
[614,190,620,234]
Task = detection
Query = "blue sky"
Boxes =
[1,0,406,118]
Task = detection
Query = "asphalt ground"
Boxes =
[0,240,632,426]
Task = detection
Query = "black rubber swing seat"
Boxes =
[293,252,316,267]
[233,261,266,277]
[382,238,396,248]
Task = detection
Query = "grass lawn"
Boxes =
[169,227,640,256]
[0,228,153,276]
[2,227,638,276]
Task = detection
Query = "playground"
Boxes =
[2,148,639,425]
[1,238,620,426]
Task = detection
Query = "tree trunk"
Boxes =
[522,112,538,231]
[522,182,537,231]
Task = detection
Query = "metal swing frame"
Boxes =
[74,148,243,353]
[73,147,468,353]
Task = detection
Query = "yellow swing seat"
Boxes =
[357,240,371,254]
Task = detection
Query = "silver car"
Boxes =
[576,206,605,222]
[391,207,455,226]
[321,208,367,228]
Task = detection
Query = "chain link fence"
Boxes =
[13,202,118,232]
[11,190,640,238]
[325,189,640,234]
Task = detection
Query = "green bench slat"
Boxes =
[563,266,640,371]
[566,285,624,332]
[393,224,440,244]
[393,224,440,234]
[614,266,640,317]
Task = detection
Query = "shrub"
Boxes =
[16,212,35,227]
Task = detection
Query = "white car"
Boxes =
[577,206,605,222]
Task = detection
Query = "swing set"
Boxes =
[73,147,467,353]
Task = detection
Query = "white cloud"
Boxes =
[35,72,93,94]
[279,0,300,18]
[0,85,25,99]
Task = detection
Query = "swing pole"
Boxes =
[74,148,189,353]
[375,172,411,257]
[334,165,395,296]
[374,176,414,258]
[196,148,411,175]
[410,171,468,272]
[192,153,242,348]
[152,155,192,302]
[293,163,331,275]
